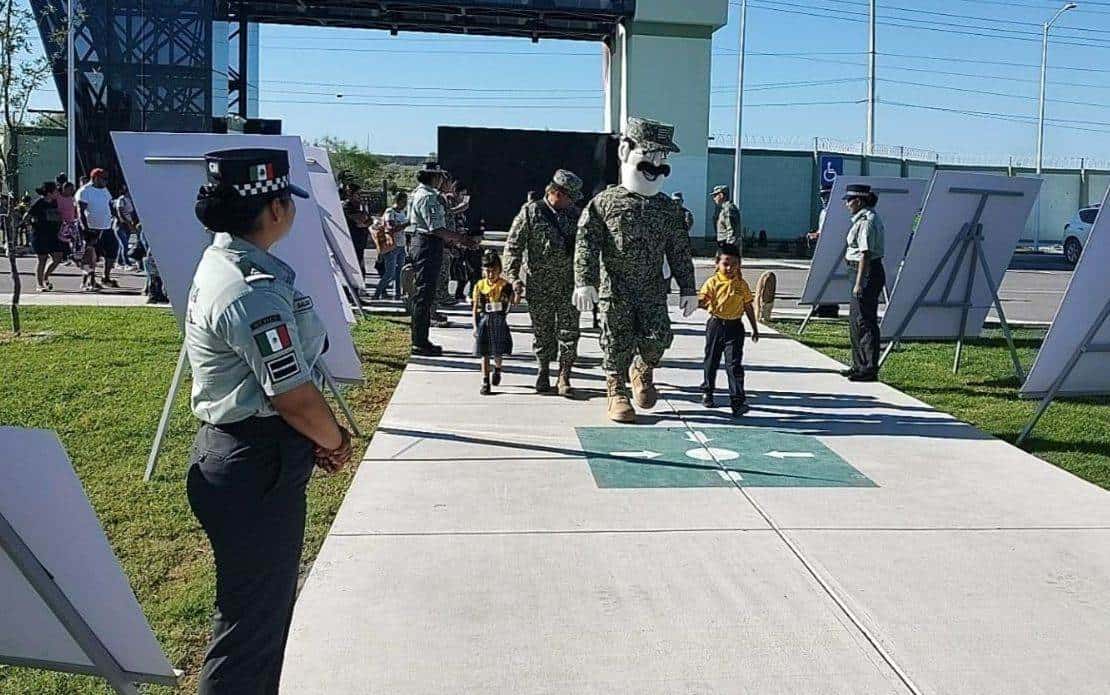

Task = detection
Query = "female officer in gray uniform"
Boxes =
[185,148,354,694]
[842,183,885,381]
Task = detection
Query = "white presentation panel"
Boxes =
[0,428,175,681]
[799,176,927,306]
[881,172,1042,340]
[304,145,365,293]
[1022,185,1110,398]
[112,132,361,382]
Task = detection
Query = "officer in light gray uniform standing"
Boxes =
[842,183,885,382]
[185,149,354,695]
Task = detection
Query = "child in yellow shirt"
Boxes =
[472,251,515,395]
[698,243,760,416]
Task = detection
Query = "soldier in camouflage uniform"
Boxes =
[574,117,698,423]
[504,169,584,397]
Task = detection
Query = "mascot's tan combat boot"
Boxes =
[606,376,636,424]
[556,362,574,398]
[629,360,658,410]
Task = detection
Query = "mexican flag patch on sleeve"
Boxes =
[255,324,292,356]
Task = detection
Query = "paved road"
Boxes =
[2,252,1072,325]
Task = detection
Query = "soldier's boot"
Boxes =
[606,376,636,424]
[556,361,574,398]
[535,362,551,394]
[629,359,658,410]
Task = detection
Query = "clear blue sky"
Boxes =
[30,0,1110,163]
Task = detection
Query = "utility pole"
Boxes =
[1035,2,1077,252]
[66,0,75,181]
[866,0,876,156]
[731,0,747,208]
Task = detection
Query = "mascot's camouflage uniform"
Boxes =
[574,117,697,424]
[504,169,584,397]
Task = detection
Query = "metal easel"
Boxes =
[0,513,179,694]
[798,185,908,335]
[144,348,363,482]
[1016,302,1110,445]
[878,186,1026,381]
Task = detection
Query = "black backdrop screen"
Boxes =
[438,126,619,231]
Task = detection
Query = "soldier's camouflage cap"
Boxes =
[624,117,681,154]
[551,169,583,201]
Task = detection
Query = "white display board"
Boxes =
[112,132,362,382]
[0,428,176,690]
[881,172,1042,340]
[304,145,365,294]
[1022,185,1110,398]
[799,176,927,306]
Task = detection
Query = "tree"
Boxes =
[0,0,54,335]
[314,136,382,190]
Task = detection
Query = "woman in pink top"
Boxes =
[56,181,81,263]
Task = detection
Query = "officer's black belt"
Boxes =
[205,415,288,437]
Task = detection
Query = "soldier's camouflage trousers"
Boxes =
[528,296,580,367]
[599,299,674,394]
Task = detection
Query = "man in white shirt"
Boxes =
[77,168,116,290]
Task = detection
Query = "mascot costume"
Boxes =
[573,117,697,423]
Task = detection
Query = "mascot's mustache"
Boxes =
[636,161,671,178]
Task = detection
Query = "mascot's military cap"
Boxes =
[203,148,309,199]
[551,169,584,201]
[624,117,681,154]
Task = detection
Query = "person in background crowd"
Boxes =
[453,186,482,303]
[77,169,114,290]
[665,192,695,294]
[712,184,742,254]
[341,182,372,281]
[15,194,32,249]
[57,182,81,264]
[842,183,886,382]
[373,191,408,300]
[141,226,169,304]
[24,181,65,291]
[112,184,139,271]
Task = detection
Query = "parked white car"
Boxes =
[1062,204,1099,266]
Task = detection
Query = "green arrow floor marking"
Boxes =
[575,427,876,489]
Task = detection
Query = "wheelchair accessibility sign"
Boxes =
[819,155,843,190]
[575,427,875,489]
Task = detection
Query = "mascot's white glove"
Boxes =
[679,295,698,318]
[573,286,599,312]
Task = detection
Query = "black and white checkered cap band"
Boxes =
[233,175,291,197]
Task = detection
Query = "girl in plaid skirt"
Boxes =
[472,250,515,395]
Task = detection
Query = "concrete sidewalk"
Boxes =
[285,305,1108,694]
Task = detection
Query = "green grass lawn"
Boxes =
[0,307,409,694]
[771,319,1110,491]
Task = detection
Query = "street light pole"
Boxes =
[66,0,76,182]
[1035,2,1077,251]
[731,0,747,209]
[866,0,876,156]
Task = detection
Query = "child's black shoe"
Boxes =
[492,369,502,386]
[701,392,716,408]
[480,380,492,396]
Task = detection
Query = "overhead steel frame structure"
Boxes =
[217,1,634,120]
[32,0,216,181]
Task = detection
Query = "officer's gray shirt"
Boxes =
[845,208,885,262]
[407,183,446,235]
[185,233,329,424]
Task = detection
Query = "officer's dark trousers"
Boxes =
[702,316,747,404]
[409,232,444,348]
[849,259,886,376]
[187,417,315,695]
